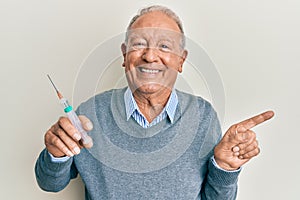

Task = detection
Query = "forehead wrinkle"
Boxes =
[128,28,181,43]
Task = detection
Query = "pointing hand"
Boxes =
[214,111,274,171]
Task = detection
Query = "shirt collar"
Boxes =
[124,87,178,123]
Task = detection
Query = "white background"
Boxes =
[1,0,299,199]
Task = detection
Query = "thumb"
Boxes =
[78,115,93,131]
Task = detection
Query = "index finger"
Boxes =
[58,117,82,141]
[238,110,274,131]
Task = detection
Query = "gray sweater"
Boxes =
[35,88,240,199]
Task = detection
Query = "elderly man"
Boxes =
[35,5,274,200]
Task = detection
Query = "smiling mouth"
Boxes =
[139,67,161,74]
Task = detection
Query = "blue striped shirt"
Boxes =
[124,87,178,128]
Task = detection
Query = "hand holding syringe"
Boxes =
[47,75,93,150]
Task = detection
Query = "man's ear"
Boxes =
[178,50,188,73]
[121,43,127,67]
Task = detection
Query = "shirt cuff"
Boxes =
[211,156,241,172]
[48,152,71,163]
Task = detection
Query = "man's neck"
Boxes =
[132,88,172,123]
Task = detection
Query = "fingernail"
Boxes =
[66,150,74,157]
[85,122,93,130]
[232,146,240,152]
[73,147,80,154]
[74,133,81,141]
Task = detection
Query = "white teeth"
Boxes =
[140,68,160,73]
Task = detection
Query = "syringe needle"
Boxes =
[47,74,63,99]
[47,74,93,148]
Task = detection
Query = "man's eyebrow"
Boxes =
[157,37,174,42]
[155,34,177,44]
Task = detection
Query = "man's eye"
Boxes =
[131,41,147,49]
[159,44,171,52]
[134,42,146,47]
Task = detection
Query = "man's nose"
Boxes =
[142,47,159,63]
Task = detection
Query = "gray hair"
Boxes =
[125,5,186,48]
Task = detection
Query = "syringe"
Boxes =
[47,75,93,148]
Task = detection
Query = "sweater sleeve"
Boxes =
[200,104,240,200]
[34,149,78,192]
[201,157,240,200]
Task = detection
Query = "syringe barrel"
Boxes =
[60,98,93,148]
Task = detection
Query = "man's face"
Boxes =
[122,11,187,95]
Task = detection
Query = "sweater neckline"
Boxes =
[111,87,177,138]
